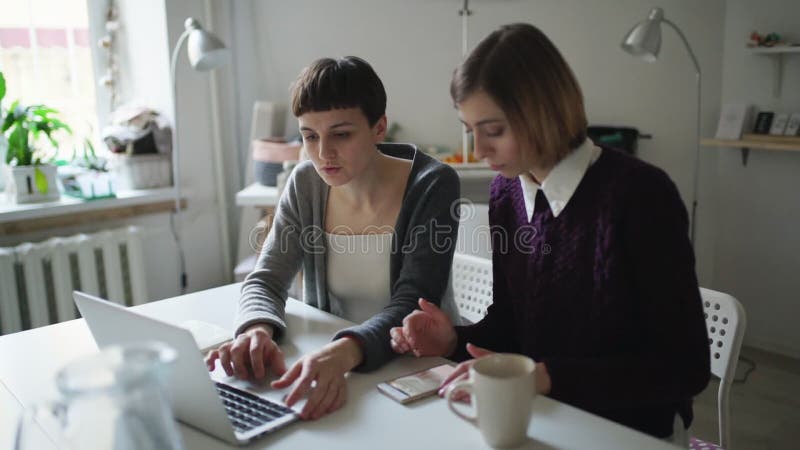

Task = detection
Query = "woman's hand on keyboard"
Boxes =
[271,336,363,420]
[205,323,287,379]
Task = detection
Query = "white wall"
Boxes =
[89,0,229,297]
[214,0,725,283]
[160,0,230,292]
[113,0,172,117]
[715,0,800,357]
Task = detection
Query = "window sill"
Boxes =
[0,188,187,235]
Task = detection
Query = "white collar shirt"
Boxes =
[519,139,602,220]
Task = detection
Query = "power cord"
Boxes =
[733,356,756,384]
[169,210,188,295]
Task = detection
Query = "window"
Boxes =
[0,0,99,162]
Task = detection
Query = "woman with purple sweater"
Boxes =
[390,23,710,443]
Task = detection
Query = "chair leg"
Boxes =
[718,380,731,449]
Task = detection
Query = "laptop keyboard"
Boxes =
[214,382,295,433]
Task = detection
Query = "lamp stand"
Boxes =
[169,28,193,295]
[663,19,701,247]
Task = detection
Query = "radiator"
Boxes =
[0,226,148,334]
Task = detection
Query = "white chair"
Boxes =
[690,288,747,450]
[451,253,493,324]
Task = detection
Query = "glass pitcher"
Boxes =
[15,342,185,450]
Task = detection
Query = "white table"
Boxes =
[0,284,679,449]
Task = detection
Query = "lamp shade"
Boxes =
[620,7,664,62]
[184,18,229,71]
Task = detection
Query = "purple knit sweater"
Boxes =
[452,148,710,438]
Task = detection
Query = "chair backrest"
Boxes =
[700,287,747,449]
[452,253,493,324]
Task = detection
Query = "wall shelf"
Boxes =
[748,46,800,54]
[748,46,800,97]
[700,134,800,165]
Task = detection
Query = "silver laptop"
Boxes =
[73,291,300,446]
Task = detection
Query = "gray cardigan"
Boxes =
[236,143,461,372]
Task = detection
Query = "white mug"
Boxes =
[445,353,536,448]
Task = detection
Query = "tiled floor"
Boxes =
[691,346,800,450]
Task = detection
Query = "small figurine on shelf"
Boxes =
[747,31,787,48]
[441,149,478,164]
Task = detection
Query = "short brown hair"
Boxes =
[451,23,587,168]
[290,56,386,126]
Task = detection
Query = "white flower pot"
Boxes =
[109,153,172,190]
[4,164,61,203]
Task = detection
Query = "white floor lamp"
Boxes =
[621,7,701,248]
[170,17,229,294]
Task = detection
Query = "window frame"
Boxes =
[0,0,113,198]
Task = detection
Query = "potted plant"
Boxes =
[0,71,72,203]
[61,136,116,200]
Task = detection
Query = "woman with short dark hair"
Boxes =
[207,56,461,421]
[391,23,710,444]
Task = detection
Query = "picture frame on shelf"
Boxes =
[714,103,752,140]
[769,113,789,135]
[753,112,774,134]
[784,113,800,136]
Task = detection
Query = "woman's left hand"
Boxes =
[271,337,362,420]
[437,343,552,401]
[436,343,493,401]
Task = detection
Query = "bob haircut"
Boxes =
[290,56,387,126]
[450,23,587,168]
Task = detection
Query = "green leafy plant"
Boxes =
[0,71,72,167]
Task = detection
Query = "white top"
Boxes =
[0,283,682,450]
[326,232,393,324]
[518,139,602,220]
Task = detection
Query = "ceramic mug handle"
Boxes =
[445,379,477,424]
